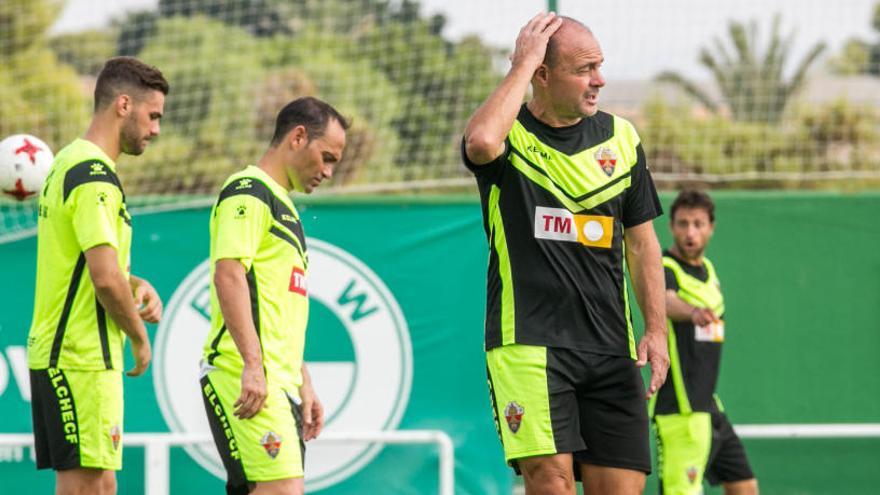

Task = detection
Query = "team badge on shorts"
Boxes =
[594,147,617,177]
[687,465,698,484]
[504,402,524,433]
[261,431,282,459]
[110,424,121,451]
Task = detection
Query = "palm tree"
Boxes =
[657,15,826,123]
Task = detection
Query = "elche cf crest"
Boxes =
[261,431,282,459]
[594,147,617,177]
[504,401,524,433]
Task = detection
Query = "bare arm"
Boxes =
[666,290,718,326]
[463,12,562,164]
[84,245,151,376]
[624,221,669,398]
[214,258,266,419]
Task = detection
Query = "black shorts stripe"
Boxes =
[30,369,81,470]
[96,298,112,369]
[287,395,307,466]
[63,160,124,202]
[200,375,248,495]
[207,325,226,365]
[485,366,504,448]
[49,253,87,367]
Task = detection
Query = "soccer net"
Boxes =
[2,0,880,241]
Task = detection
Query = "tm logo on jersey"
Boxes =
[534,206,613,248]
[289,267,307,296]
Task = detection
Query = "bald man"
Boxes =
[463,13,669,494]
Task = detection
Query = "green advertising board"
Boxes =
[0,198,509,494]
[0,191,878,494]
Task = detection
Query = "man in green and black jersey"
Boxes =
[201,97,347,495]
[462,13,669,494]
[652,190,758,495]
[28,57,168,494]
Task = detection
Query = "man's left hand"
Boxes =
[636,329,669,399]
[300,379,324,441]
[132,277,163,323]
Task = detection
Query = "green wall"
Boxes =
[0,191,877,494]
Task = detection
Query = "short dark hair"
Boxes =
[544,16,592,68]
[270,97,350,146]
[670,189,715,223]
[94,57,169,111]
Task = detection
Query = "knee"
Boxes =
[724,478,759,495]
[521,463,575,494]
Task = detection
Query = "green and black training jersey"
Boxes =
[202,166,309,390]
[463,105,662,357]
[653,250,726,415]
[28,139,132,371]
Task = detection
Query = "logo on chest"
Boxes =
[289,267,307,296]
[534,206,614,249]
[594,147,617,177]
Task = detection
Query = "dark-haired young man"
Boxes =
[28,56,169,494]
[201,97,348,495]
[652,190,758,495]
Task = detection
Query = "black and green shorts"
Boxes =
[486,344,651,475]
[654,407,754,494]
[200,368,306,495]
[30,368,124,471]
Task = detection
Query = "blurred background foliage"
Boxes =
[1,0,880,195]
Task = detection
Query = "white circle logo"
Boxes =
[154,239,412,491]
[583,220,604,242]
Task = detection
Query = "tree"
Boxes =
[0,0,88,148]
[657,15,826,123]
[831,2,880,75]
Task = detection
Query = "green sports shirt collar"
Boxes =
[71,138,117,171]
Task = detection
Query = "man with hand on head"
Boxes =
[463,12,669,495]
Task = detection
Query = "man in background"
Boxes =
[652,189,758,495]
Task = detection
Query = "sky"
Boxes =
[52,0,879,80]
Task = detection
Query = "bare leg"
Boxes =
[724,478,759,495]
[55,468,107,495]
[518,453,577,495]
[579,464,646,495]
[100,470,117,495]
[251,478,303,495]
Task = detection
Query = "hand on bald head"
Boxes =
[544,17,595,68]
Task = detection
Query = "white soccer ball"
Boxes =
[0,134,53,201]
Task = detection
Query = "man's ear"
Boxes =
[533,65,550,87]
[288,125,309,150]
[115,94,133,117]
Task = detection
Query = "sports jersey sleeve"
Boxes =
[69,181,124,252]
[622,143,663,228]
[664,266,680,292]
[212,195,272,271]
[461,136,510,180]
